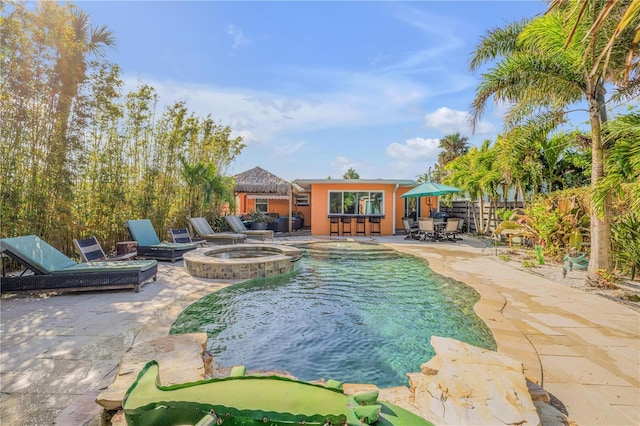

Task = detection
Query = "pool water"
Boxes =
[207,250,277,259]
[171,242,496,388]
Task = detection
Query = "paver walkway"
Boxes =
[390,238,640,426]
[1,235,638,425]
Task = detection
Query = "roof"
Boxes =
[234,166,293,195]
[293,178,416,191]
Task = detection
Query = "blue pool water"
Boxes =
[171,241,496,388]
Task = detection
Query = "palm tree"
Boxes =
[438,132,470,166]
[549,0,640,80]
[444,140,500,234]
[343,167,360,179]
[43,2,115,159]
[469,1,639,276]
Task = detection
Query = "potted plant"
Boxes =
[250,210,272,230]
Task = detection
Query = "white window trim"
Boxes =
[327,190,385,215]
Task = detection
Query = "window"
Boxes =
[328,191,384,215]
[255,198,268,212]
[296,194,309,206]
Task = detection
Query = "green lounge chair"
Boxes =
[224,215,274,242]
[0,235,157,293]
[188,217,247,245]
[126,219,198,262]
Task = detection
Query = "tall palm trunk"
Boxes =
[587,88,612,274]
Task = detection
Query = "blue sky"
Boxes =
[80,0,547,181]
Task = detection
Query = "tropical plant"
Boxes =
[0,2,245,255]
[444,139,502,234]
[469,1,639,275]
[343,167,360,179]
[549,0,640,80]
[611,212,640,280]
[438,132,470,166]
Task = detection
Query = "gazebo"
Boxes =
[233,166,300,232]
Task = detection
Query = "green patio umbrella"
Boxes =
[400,182,462,217]
[400,182,462,198]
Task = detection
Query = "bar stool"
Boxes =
[330,217,340,238]
[341,216,352,236]
[356,217,366,237]
[369,216,381,237]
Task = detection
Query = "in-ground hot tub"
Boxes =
[183,244,302,280]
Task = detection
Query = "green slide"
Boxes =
[123,361,433,426]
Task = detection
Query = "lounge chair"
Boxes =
[188,218,247,245]
[169,228,207,246]
[125,219,198,262]
[0,235,157,293]
[73,236,137,262]
[224,215,274,242]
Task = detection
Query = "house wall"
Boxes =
[236,196,293,218]
[310,183,424,236]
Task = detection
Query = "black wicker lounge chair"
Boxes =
[0,235,157,293]
[169,227,206,246]
[73,236,137,262]
[126,219,198,262]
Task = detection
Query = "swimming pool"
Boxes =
[171,241,496,388]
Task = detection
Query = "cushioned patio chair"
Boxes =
[417,218,437,241]
[125,219,198,262]
[188,218,247,245]
[402,218,420,240]
[443,218,461,242]
[0,235,157,293]
[224,215,274,242]
[169,227,207,246]
[73,236,137,262]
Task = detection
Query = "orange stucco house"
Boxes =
[292,179,437,236]
[232,167,438,236]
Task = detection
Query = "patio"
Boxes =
[1,235,638,425]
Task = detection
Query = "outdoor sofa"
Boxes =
[126,219,198,262]
[0,235,157,293]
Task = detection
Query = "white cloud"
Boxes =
[227,25,249,49]
[274,141,306,156]
[424,107,495,135]
[386,137,439,159]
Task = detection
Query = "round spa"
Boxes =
[183,244,302,280]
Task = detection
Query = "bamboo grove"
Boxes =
[1,2,245,256]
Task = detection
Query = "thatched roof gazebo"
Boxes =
[234,166,293,196]
[233,166,301,231]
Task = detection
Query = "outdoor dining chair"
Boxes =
[417,218,437,241]
[443,218,461,241]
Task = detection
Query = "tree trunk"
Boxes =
[470,201,480,234]
[478,196,486,234]
[587,94,611,276]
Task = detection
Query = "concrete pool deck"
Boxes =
[1,235,638,425]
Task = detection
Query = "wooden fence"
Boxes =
[441,201,524,234]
